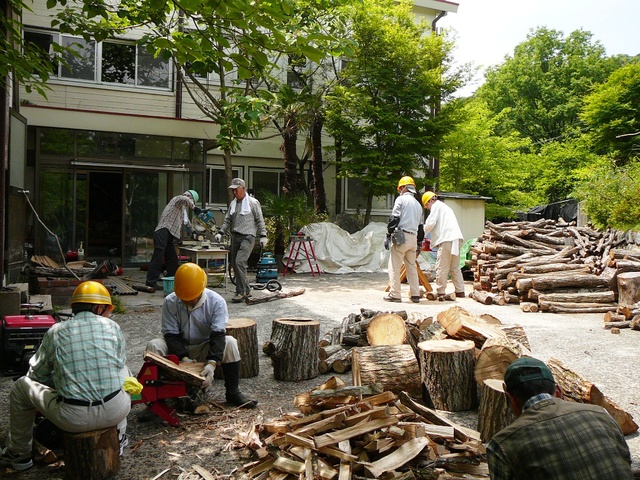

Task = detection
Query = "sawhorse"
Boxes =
[283,235,321,276]
[385,259,432,294]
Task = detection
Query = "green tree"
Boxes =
[581,61,640,166]
[478,27,620,149]
[439,98,535,219]
[325,0,462,224]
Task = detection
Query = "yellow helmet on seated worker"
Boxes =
[70,281,114,313]
[397,176,416,189]
[422,191,437,207]
[174,262,207,302]
[186,190,199,203]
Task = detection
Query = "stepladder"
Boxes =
[283,235,321,276]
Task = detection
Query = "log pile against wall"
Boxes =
[469,219,640,315]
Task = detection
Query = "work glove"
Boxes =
[260,237,268,248]
[181,357,196,363]
[200,361,216,388]
[384,235,390,250]
[123,376,143,395]
[214,233,222,244]
[193,206,202,215]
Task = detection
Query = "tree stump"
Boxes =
[417,339,477,411]
[63,426,120,480]
[366,313,406,346]
[478,380,517,442]
[617,272,640,306]
[351,344,421,397]
[215,317,259,379]
[264,318,319,381]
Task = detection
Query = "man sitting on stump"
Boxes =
[145,262,257,408]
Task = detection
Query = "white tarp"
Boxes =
[286,222,437,275]
[284,222,388,274]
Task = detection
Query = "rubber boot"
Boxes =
[222,361,257,408]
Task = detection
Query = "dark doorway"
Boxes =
[87,172,123,258]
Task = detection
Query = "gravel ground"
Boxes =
[1,269,639,479]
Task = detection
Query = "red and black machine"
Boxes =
[0,311,57,375]
[131,354,189,426]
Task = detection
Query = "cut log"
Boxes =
[474,336,531,386]
[537,291,616,304]
[244,289,305,305]
[520,302,539,313]
[318,347,351,374]
[319,344,344,362]
[265,318,320,381]
[365,313,407,346]
[539,302,617,314]
[436,306,505,348]
[225,317,259,378]
[519,263,592,274]
[547,357,638,435]
[470,290,494,305]
[478,380,517,443]
[351,345,421,398]
[603,312,627,323]
[530,274,611,291]
[417,339,477,411]
[604,321,631,330]
[617,272,640,306]
[64,426,120,480]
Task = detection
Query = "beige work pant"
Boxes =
[7,375,130,456]
[435,240,465,295]
[387,232,420,299]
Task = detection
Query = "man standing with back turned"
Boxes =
[487,357,633,480]
[215,178,267,303]
[383,176,423,303]
[421,191,465,299]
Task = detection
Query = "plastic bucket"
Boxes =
[162,277,175,297]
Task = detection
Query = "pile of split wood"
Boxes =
[240,305,637,479]
[241,376,488,479]
[469,219,640,316]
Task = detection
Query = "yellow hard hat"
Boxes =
[70,281,114,313]
[397,176,416,189]
[422,191,437,207]
[174,263,207,302]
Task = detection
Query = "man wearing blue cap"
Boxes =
[487,357,633,479]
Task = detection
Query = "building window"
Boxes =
[207,166,242,205]
[345,178,393,213]
[61,36,96,81]
[24,29,172,90]
[250,169,285,202]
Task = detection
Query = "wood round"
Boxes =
[366,313,406,346]
[417,339,477,411]
[217,317,259,378]
[265,318,320,381]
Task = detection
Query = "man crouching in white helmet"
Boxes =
[145,263,257,408]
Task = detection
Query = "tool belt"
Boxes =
[391,229,406,246]
[58,389,121,407]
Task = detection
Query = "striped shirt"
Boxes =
[28,311,126,402]
[220,195,266,238]
[156,193,195,239]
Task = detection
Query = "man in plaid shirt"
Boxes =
[487,357,633,479]
[1,282,130,471]
[146,190,202,290]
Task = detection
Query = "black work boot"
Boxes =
[222,361,257,408]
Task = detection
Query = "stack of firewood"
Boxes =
[240,376,489,479]
[469,219,640,314]
[316,309,438,375]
